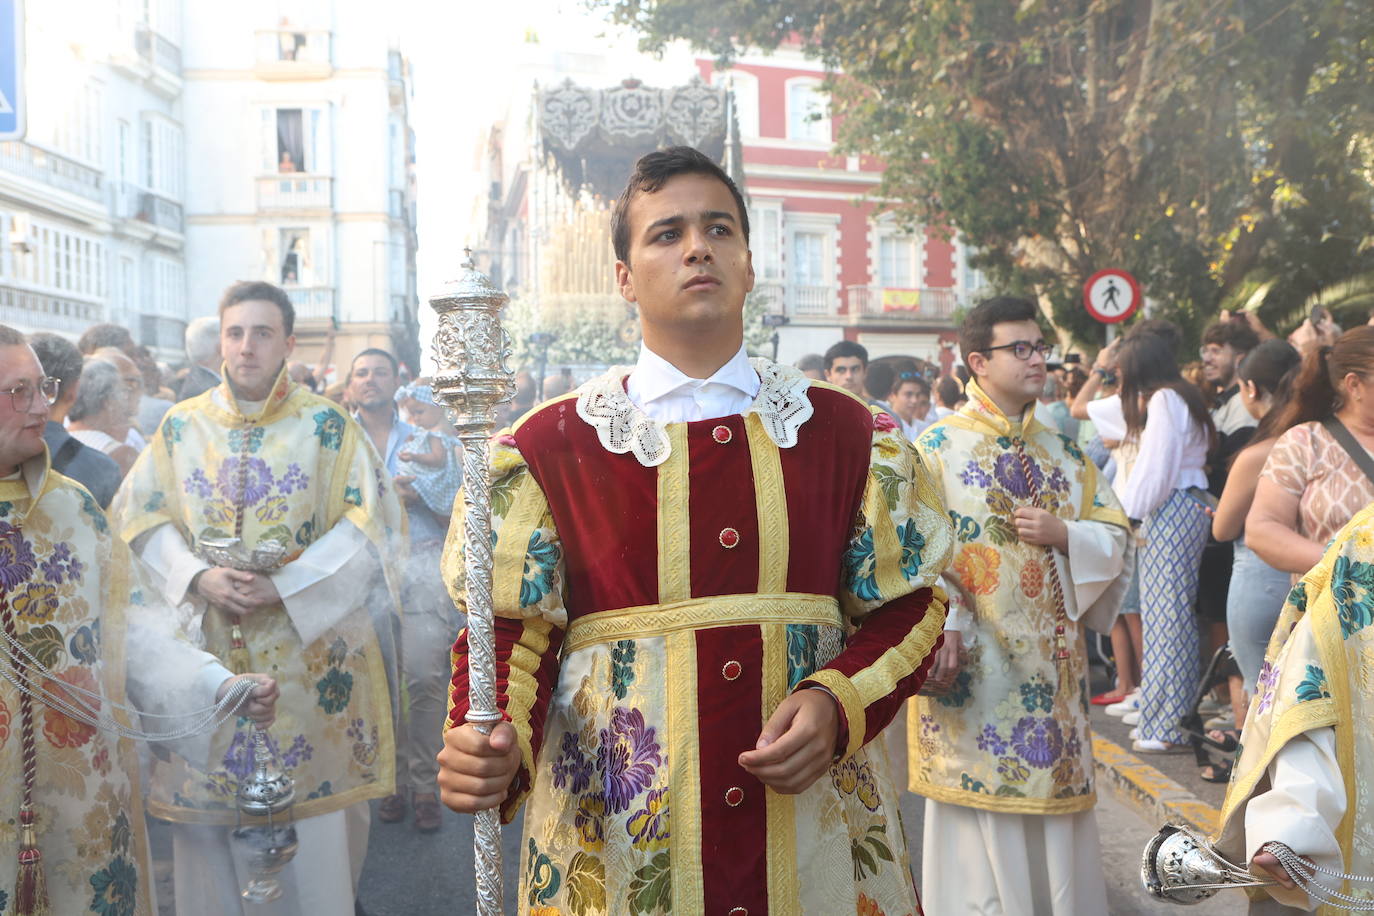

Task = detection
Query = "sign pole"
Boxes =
[429,251,514,916]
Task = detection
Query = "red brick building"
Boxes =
[698,48,986,367]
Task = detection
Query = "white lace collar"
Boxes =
[575,358,814,467]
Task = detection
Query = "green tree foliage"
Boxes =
[598,0,1374,349]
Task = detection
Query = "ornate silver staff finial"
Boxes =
[429,255,514,916]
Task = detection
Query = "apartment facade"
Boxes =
[698,48,986,367]
[0,0,189,357]
[180,2,420,377]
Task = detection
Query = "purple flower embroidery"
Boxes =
[221,729,278,781]
[278,464,310,496]
[1010,716,1064,769]
[976,724,1008,755]
[184,468,214,499]
[959,461,993,488]
[551,730,594,794]
[1255,661,1280,715]
[217,457,275,506]
[40,554,66,585]
[993,452,1044,500]
[281,734,314,770]
[0,522,35,589]
[597,707,661,814]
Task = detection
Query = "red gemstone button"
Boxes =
[719,527,740,549]
[722,660,742,681]
[725,786,744,807]
[712,424,733,444]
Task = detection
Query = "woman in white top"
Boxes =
[1116,332,1216,753]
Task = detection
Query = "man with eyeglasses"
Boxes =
[0,322,278,914]
[907,296,1133,914]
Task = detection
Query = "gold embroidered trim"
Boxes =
[802,668,866,761]
[666,629,706,912]
[746,414,790,594]
[908,777,1098,815]
[563,593,842,655]
[852,591,948,711]
[502,617,555,817]
[761,623,799,907]
[657,424,692,603]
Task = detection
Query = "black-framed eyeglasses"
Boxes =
[5,377,60,413]
[981,341,1052,361]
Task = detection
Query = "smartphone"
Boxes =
[1183,486,1218,513]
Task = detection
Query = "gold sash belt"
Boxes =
[563,593,842,654]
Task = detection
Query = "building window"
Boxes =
[0,213,105,299]
[878,234,919,289]
[747,201,782,282]
[264,107,328,175]
[52,80,104,166]
[786,80,830,143]
[954,236,988,293]
[280,229,311,285]
[711,70,759,139]
[149,256,184,316]
[791,231,828,287]
[140,117,183,199]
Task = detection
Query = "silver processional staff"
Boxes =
[429,249,515,916]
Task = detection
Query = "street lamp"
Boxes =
[761,313,789,362]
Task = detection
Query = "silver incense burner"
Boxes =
[232,728,297,904]
[1141,824,1274,904]
[196,536,288,573]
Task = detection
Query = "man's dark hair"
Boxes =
[29,332,83,392]
[219,281,296,337]
[610,146,749,264]
[0,324,25,347]
[351,347,399,376]
[1201,319,1260,354]
[959,296,1040,362]
[77,323,134,356]
[865,362,895,401]
[823,340,868,372]
[795,353,824,374]
[892,370,931,398]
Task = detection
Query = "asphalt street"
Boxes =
[353,783,1247,915]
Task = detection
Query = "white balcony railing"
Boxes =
[257,175,333,210]
[0,142,104,203]
[845,286,959,322]
[134,25,182,75]
[0,282,103,333]
[254,30,333,74]
[284,286,336,322]
[788,284,840,317]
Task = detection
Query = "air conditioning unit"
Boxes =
[7,213,34,254]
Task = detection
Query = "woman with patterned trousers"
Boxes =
[1115,333,1216,754]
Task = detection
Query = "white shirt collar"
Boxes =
[628,342,760,406]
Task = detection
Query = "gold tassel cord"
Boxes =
[2,594,51,916]
[227,623,252,675]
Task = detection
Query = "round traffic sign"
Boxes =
[1083,269,1141,323]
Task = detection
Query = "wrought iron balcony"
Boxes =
[135,25,182,75]
[0,141,104,203]
[257,175,333,211]
[115,184,184,233]
[0,282,103,334]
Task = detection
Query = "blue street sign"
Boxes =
[0,0,23,141]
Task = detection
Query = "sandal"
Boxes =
[1091,691,1129,706]
[1205,728,1240,753]
[1200,759,1233,783]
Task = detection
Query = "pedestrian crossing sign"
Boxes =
[0,0,23,142]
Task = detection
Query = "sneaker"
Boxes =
[1133,738,1190,754]
[1128,727,1140,740]
[1105,691,1140,717]
[378,790,408,824]
[1122,709,1140,725]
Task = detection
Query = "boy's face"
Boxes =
[615,172,754,337]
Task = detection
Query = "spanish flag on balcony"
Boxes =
[881,288,921,312]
